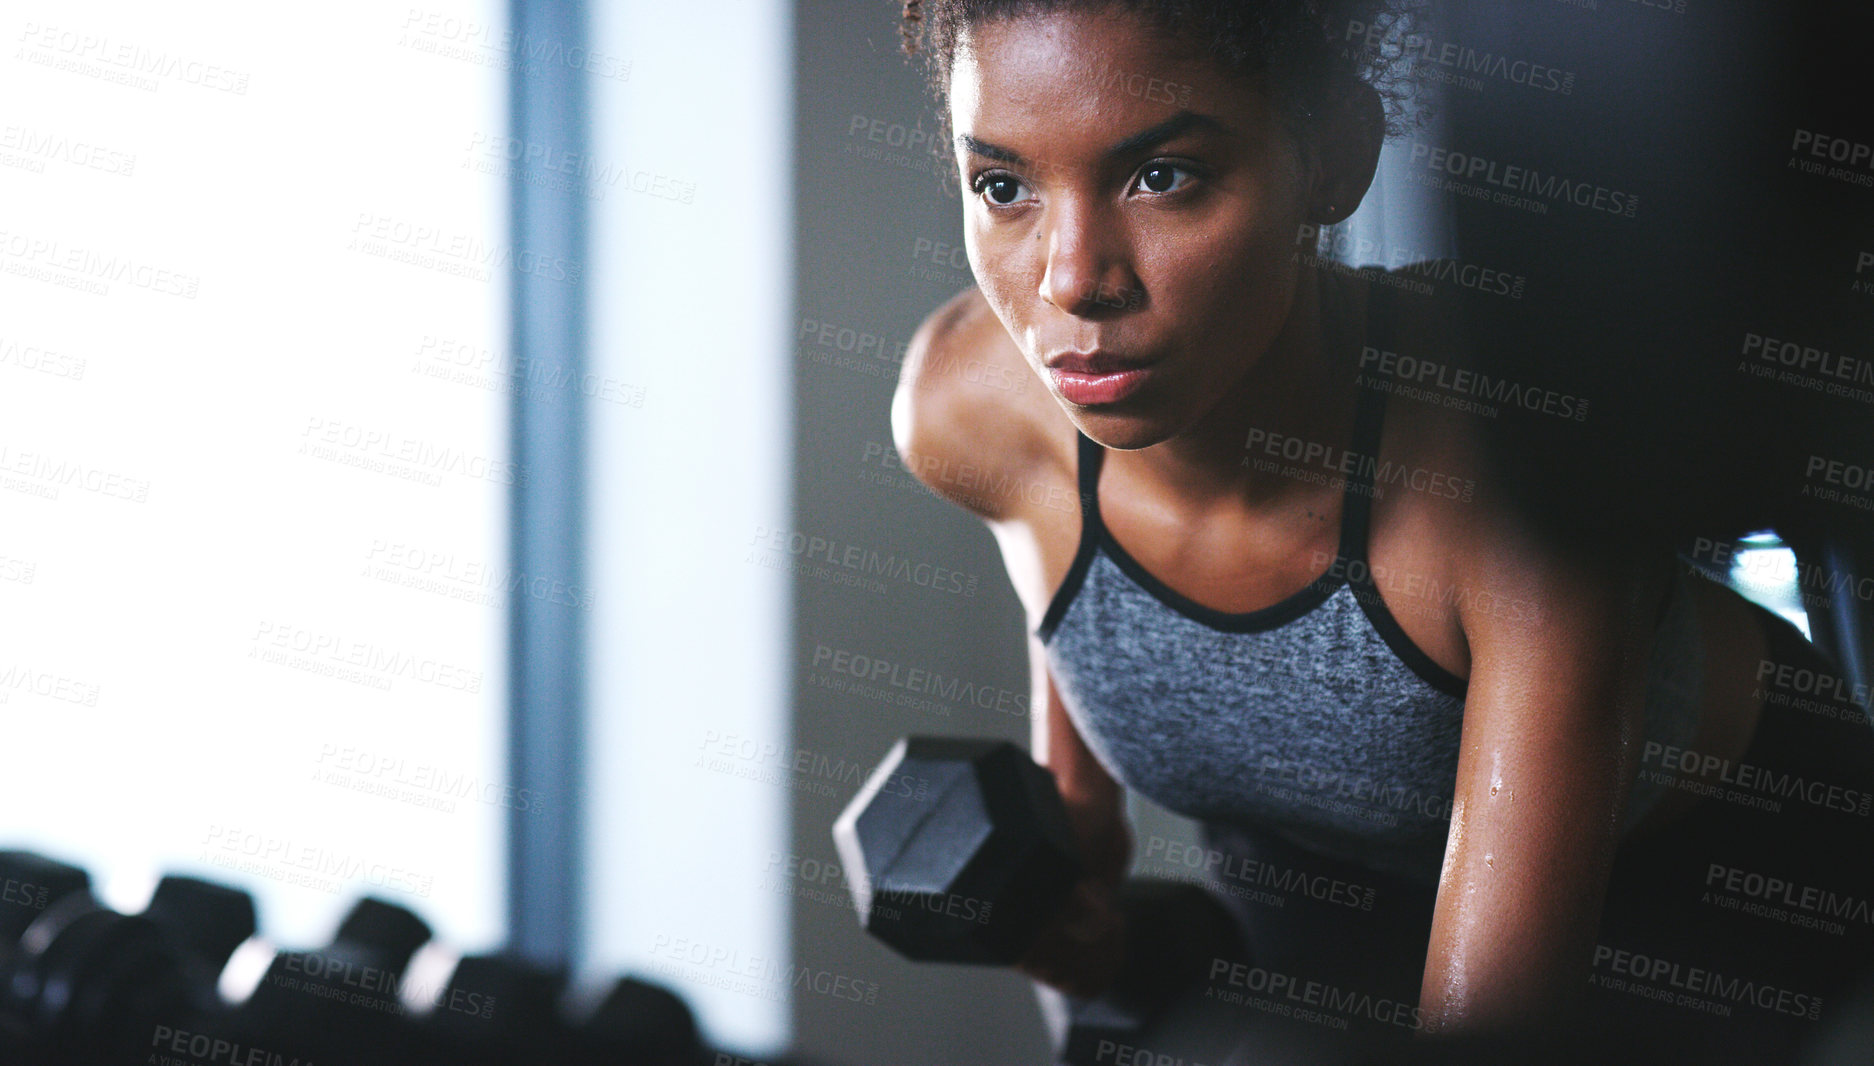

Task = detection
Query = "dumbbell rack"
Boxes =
[0,849,712,1066]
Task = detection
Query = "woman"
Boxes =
[887,0,1874,1060]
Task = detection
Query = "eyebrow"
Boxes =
[957,111,1229,167]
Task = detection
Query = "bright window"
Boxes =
[0,0,508,950]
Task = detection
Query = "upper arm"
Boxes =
[1026,633,1129,887]
[1421,508,1667,1031]
[891,289,1129,879]
[889,287,1040,523]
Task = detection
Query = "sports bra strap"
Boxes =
[1071,273,1399,563]
[1076,427,1103,520]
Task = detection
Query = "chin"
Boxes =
[1069,408,1177,452]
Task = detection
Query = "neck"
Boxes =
[1120,264,1364,509]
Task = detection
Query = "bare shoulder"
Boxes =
[1364,271,1494,517]
[1375,282,1655,635]
[1355,268,1532,674]
[890,287,1074,524]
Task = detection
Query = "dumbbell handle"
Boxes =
[1045,879,1254,1066]
[1108,879,1249,1014]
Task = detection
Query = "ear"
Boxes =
[1303,81,1385,227]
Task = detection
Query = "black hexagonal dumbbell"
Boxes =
[833,737,1082,965]
[408,952,572,1066]
[0,851,90,947]
[231,896,434,1065]
[0,852,198,1066]
[833,738,1251,1065]
[569,975,707,1066]
[140,875,258,991]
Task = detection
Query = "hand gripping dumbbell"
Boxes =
[832,738,1251,1065]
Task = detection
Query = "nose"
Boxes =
[1037,200,1141,317]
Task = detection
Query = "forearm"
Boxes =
[1031,645,1131,886]
[1419,669,1641,1032]
[1418,863,1606,1032]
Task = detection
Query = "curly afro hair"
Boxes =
[899,0,1426,139]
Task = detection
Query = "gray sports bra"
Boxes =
[1035,280,1706,885]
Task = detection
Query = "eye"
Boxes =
[971,171,1034,207]
[1132,162,1195,195]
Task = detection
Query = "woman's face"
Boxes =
[949,8,1315,449]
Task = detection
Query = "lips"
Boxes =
[1045,350,1149,375]
[1044,350,1155,406]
